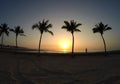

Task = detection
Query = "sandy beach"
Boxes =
[0,50,120,84]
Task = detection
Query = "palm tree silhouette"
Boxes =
[92,22,112,55]
[10,26,25,48]
[0,23,9,48]
[32,19,53,53]
[62,20,82,57]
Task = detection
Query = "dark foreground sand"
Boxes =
[0,51,120,84]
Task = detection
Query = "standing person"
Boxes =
[85,48,88,54]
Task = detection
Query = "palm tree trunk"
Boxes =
[16,35,18,48]
[1,33,4,48]
[101,34,107,55]
[72,33,74,57]
[39,33,43,53]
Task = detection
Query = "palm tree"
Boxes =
[32,19,53,53]
[10,26,25,48]
[62,20,82,57]
[0,23,9,48]
[92,22,112,55]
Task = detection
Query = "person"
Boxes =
[85,48,87,54]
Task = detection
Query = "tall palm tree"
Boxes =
[32,19,53,53]
[10,26,24,48]
[0,23,9,48]
[92,22,112,55]
[62,20,82,57]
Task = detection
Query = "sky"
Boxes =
[0,0,120,52]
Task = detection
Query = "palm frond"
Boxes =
[62,20,82,33]
[32,24,39,29]
[9,29,15,32]
[20,29,24,33]
[5,30,9,36]
[95,24,99,28]
[62,26,67,29]
[105,24,108,28]
[104,27,112,31]
[42,19,45,24]
[46,24,52,29]
[62,21,69,31]
[32,19,53,35]
[10,26,25,37]
[46,30,54,35]
[0,23,9,36]
[92,22,112,35]
[2,23,7,28]
[99,22,104,27]
[64,21,70,27]
[70,20,74,24]
[75,23,82,28]
[62,26,71,32]
[74,29,81,32]
[45,20,49,25]
[92,28,99,33]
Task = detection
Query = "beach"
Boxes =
[0,50,120,84]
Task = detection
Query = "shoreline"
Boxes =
[0,48,120,57]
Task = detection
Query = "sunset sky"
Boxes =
[0,0,120,52]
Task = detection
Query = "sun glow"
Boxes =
[58,39,71,52]
[62,42,68,49]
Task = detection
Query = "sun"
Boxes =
[58,39,70,52]
[62,42,68,49]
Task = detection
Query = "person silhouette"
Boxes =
[85,48,87,54]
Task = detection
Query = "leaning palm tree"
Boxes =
[0,23,9,48]
[32,19,53,53]
[62,20,82,57]
[10,26,25,48]
[92,22,112,55]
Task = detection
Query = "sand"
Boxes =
[0,50,120,84]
